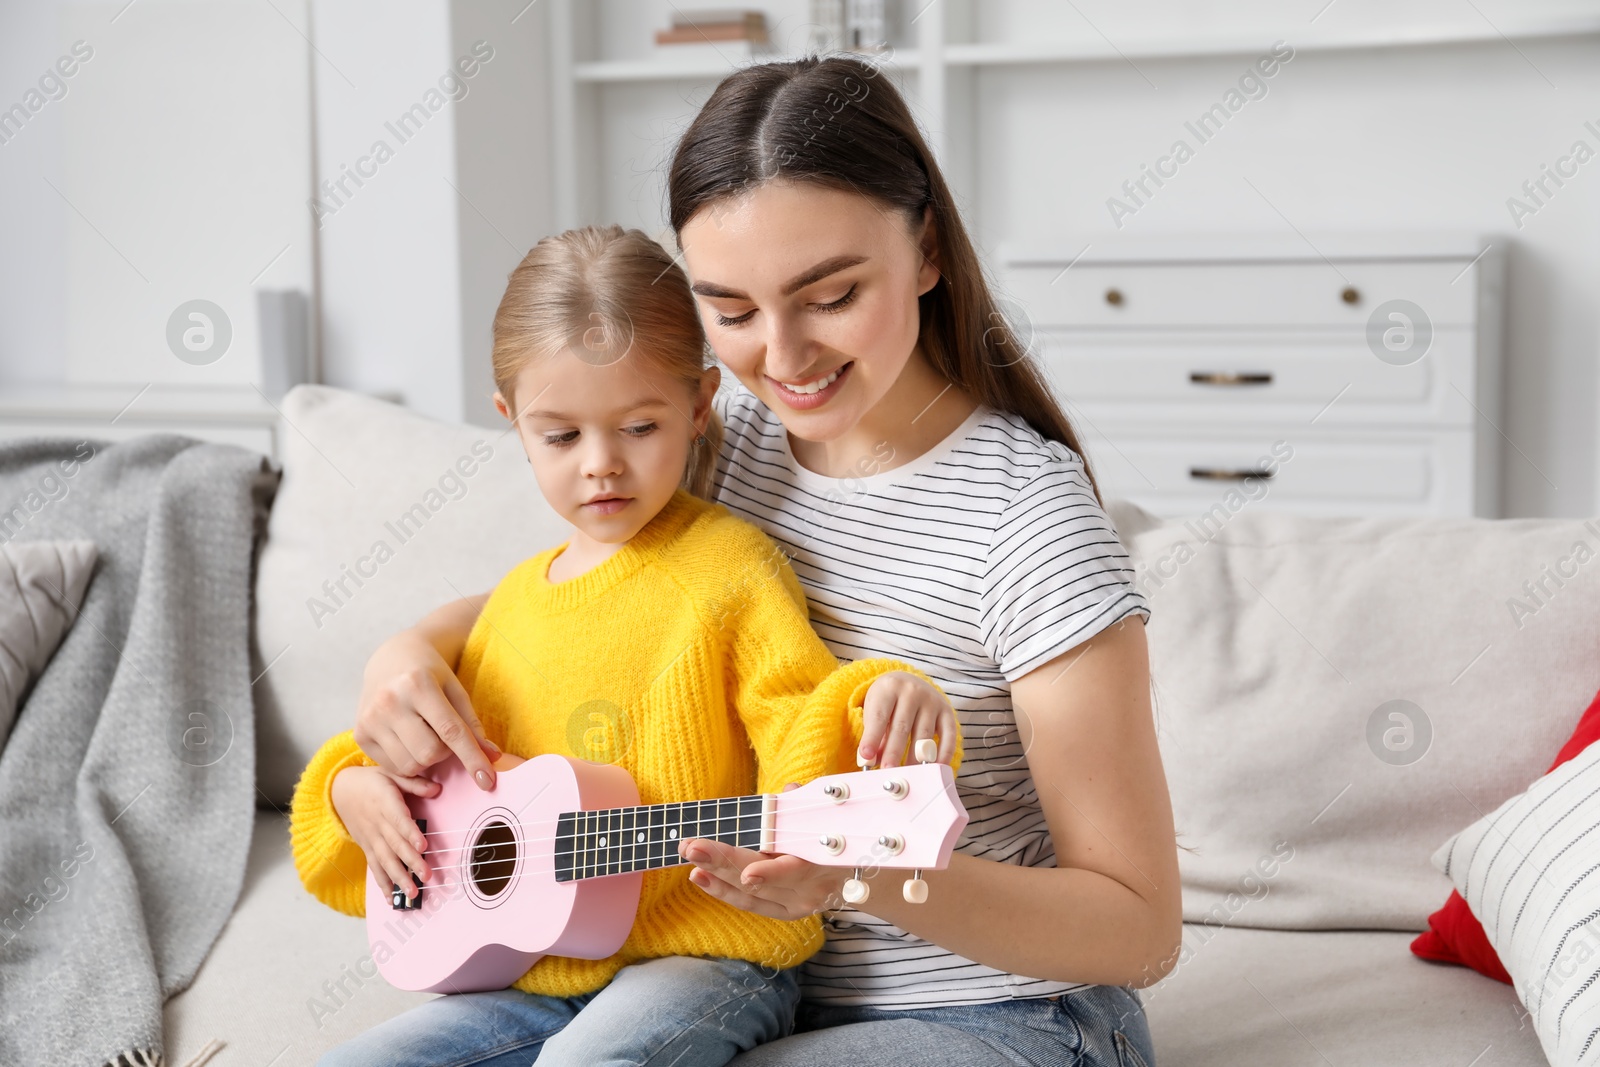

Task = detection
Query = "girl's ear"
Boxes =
[693,365,721,432]
[492,390,512,421]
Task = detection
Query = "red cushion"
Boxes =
[1410,684,1600,983]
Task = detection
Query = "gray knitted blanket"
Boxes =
[0,435,275,1067]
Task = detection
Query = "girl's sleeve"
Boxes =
[288,730,378,917]
[979,451,1151,681]
[720,531,962,794]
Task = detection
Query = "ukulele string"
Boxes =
[379,808,945,895]
[380,847,917,897]
[410,822,901,860]
[402,788,941,844]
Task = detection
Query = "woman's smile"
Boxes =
[767,361,853,409]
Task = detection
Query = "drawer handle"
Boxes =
[1341,286,1361,305]
[1189,466,1276,482]
[1189,372,1273,386]
[1104,288,1124,306]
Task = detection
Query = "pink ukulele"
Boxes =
[365,742,968,993]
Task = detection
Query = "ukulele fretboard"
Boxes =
[553,795,766,882]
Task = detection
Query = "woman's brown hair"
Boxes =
[666,54,1103,504]
[491,224,723,500]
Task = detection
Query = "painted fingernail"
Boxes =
[744,876,764,887]
[476,770,492,790]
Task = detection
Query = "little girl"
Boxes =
[288,224,961,1067]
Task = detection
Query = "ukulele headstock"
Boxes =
[773,762,966,870]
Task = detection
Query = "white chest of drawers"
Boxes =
[996,234,1505,518]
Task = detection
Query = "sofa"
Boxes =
[161,384,1586,1066]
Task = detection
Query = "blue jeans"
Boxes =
[317,964,1155,1067]
[315,955,800,1067]
[729,983,1155,1067]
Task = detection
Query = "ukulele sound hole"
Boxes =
[470,819,517,897]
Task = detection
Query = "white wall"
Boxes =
[59,0,314,388]
[308,0,466,422]
[309,0,551,426]
[1,0,314,388]
[449,0,555,427]
[0,2,68,382]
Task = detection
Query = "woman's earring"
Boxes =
[694,433,707,447]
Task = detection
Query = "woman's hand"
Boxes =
[330,764,436,903]
[353,620,500,793]
[680,783,850,920]
[683,670,959,920]
[856,670,959,768]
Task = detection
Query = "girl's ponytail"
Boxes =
[683,408,725,501]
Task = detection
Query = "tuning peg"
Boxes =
[903,870,928,904]
[843,867,870,904]
[915,738,938,764]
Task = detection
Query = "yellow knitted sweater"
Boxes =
[288,488,960,998]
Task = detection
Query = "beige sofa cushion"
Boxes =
[1108,499,1600,932]
[253,386,569,805]
[1140,923,1543,1066]
[0,539,97,747]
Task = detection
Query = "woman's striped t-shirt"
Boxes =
[709,382,1152,1009]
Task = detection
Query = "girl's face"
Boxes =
[493,349,719,545]
[678,181,940,443]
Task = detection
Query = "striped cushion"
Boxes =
[1432,738,1600,1066]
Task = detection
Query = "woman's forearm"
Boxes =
[842,852,1179,989]
[410,592,488,671]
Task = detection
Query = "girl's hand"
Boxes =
[331,752,526,905]
[681,784,850,920]
[330,764,436,903]
[856,670,959,769]
[353,628,500,793]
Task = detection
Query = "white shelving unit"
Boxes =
[994,232,1506,518]
[544,1,1600,231]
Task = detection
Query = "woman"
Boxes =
[353,55,1179,1067]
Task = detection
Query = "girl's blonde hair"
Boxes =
[491,224,724,500]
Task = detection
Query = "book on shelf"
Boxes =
[655,22,769,45]
[656,8,768,45]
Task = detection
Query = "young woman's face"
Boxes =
[493,350,718,545]
[678,181,940,443]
